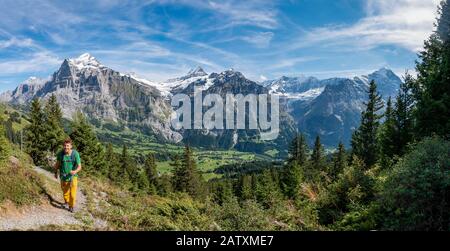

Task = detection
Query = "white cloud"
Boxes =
[154,0,279,29]
[241,32,274,48]
[0,37,35,49]
[0,52,61,75]
[294,0,441,52]
[268,57,320,70]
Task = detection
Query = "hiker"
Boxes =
[54,138,82,213]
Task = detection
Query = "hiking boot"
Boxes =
[69,207,74,213]
[62,202,69,210]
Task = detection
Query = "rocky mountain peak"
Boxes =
[67,53,104,70]
[186,66,207,77]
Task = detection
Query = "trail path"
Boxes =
[0,166,104,230]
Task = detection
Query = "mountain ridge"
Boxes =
[0,53,403,151]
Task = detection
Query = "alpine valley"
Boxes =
[0,53,403,157]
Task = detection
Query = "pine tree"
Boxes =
[329,142,346,180]
[437,0,450,43]
[414,0,450,139]
[288,133,308,165]
[69,111,106,174]
[239,175,254,201]
[282,160,302,199]
[0,123,11,163]
[351,80,384,168]
[212,180,235,205]
[157,174,173,196]
[255,169,283,208]
[144,152,158,194]
[172,146,205,199]
[318,155,375,225]
[379,97,397,163]
[117,145,132,186]
[104,143,120,181]
[44,94,65,154]
[171,154,183,191]
[394,74,415,155]
[311,135,326,182]
[282,134,308,197]
[134,169,150,194]
[26,98,48,166]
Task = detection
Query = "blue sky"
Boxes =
[0,0,441,92]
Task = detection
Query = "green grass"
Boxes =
[94,125,274,180]
[155,150,272,180]
[0,145,45,207]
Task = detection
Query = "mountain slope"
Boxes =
[288,69,402,146]
[5,53,182,143]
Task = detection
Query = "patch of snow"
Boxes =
[68,53,104,70]
[279,87,325,101]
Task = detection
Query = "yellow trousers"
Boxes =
[60,177,77,208]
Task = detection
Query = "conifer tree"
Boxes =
[44,94,65,154]
[239,175,254,201]
[437,0,450,43]
[171,154,183,191]
[282,134,308,198]
[212,180,235,205]
[287,133,308,165]
[144,152,158,194]
[394,73,415,155]
[0,123,11,163]
[255,169,282,208]
[69,111,106,174]
[282,160,302,199]
[172,146,205,199]
[414,0,450,139]
[157,174,173,196]
[104,143,120,181]
[379,97,397,162]
[26,98,48,166]
[117,144,132,185]
[311,135,326,182]
[351,80,384,168]
[329,142,346,180]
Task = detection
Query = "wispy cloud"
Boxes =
[267,57,321,70]
[291,0,441,52]
[0,52,61,75]
[154,0,279,29]
[0,37,35,49]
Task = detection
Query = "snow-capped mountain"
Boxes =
[172,68,297,152]
[287,68,402,146]
[263,75,323,93]
[0,53,402,150]
[67,53,105,70]
[3,53,182,142]
[161,66,211,95]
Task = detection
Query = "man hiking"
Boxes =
[54,138,82,213]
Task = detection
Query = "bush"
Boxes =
[377,137,450,230]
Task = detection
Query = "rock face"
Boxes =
[0,77,46,104]
[287,70,402,147]
[172,69,297,153]
[4,53,182,143]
